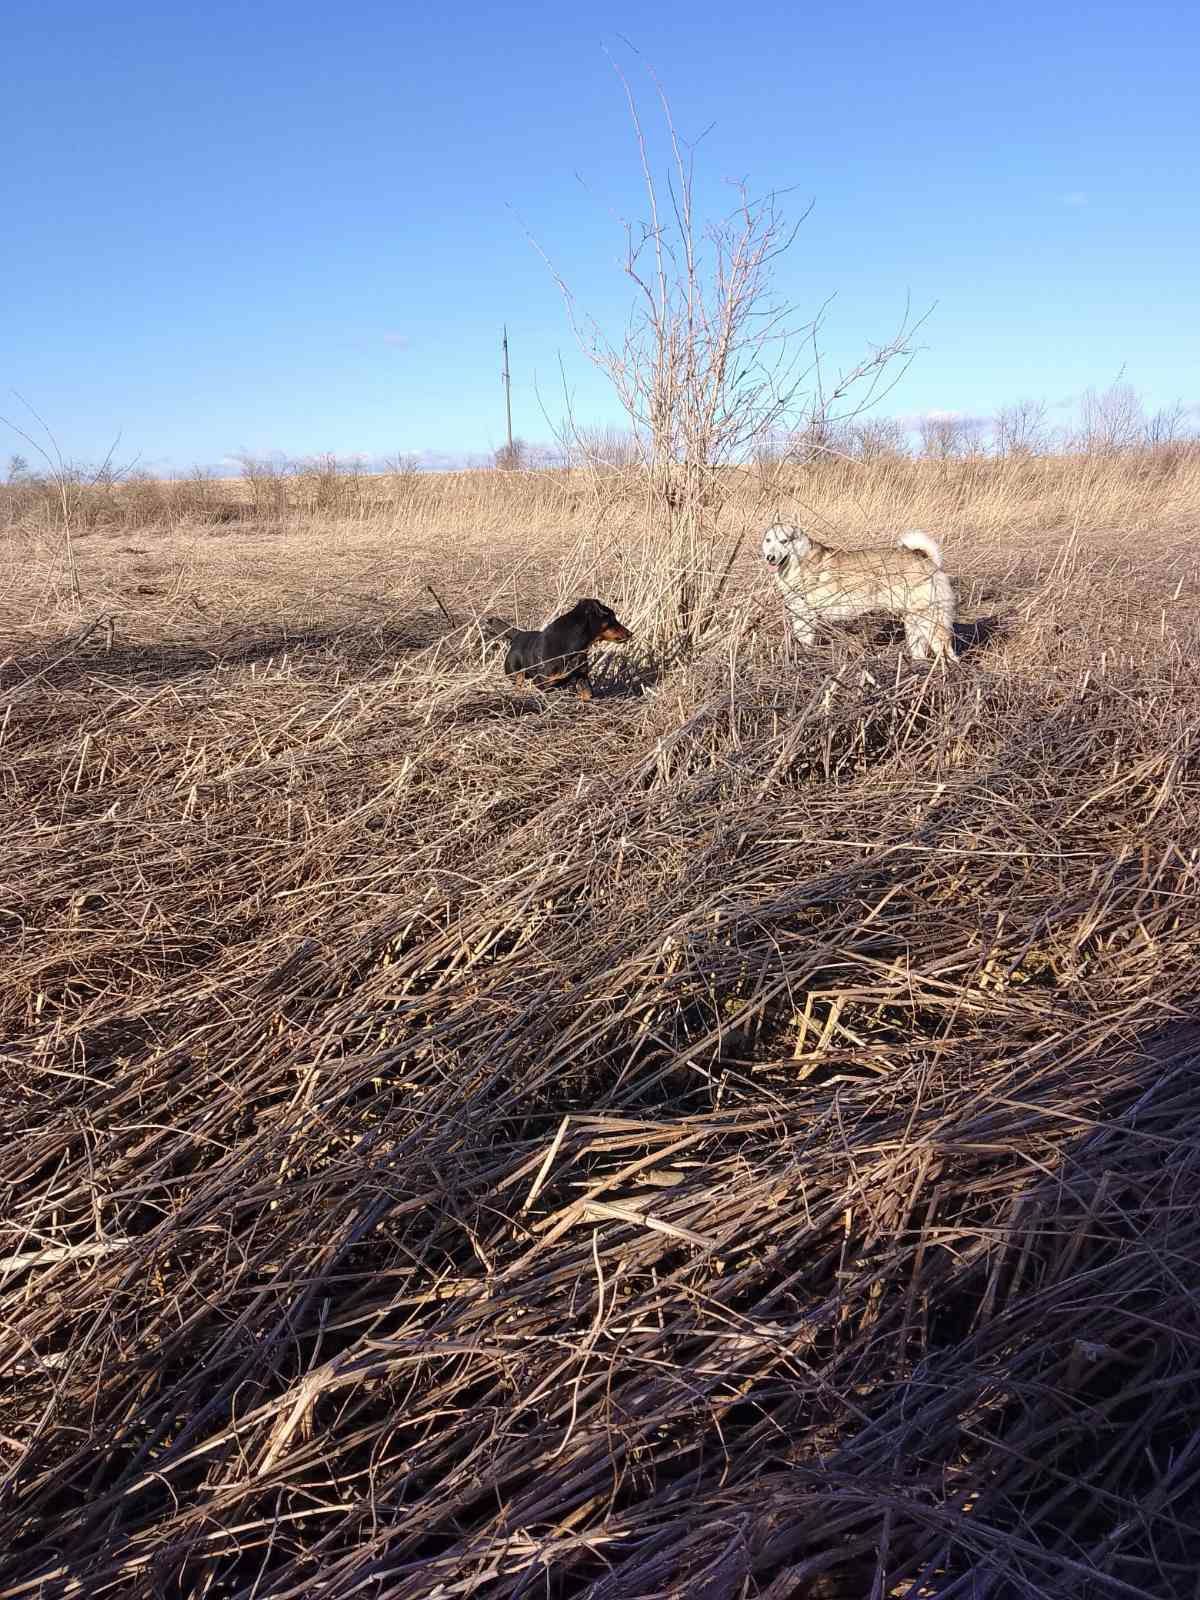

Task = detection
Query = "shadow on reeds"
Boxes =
[11,1019,1197,1599]
[0,609,509,696]
[953,610,1005,655]
[782,607,1007,666]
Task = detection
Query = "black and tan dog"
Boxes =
[502,598,632,701]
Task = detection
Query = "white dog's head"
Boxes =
[762,522,811,572]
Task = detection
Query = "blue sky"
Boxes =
[3,0,1197,472]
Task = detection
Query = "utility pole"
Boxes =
[501,326,513,463]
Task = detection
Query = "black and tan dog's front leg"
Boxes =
[555,663,593,700]
[542,654,592,699]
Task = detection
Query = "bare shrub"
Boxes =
[235,452,292,519]
[172,466,242,524]
[288,453,373,517]
[847,415,910,461]
[994,398,1051,457]
[1145,400,1194,451]
[918,412,987,461]
[538,64,916,646]
[493,437,528,471]
[1073,380,1148,454]
[785,413,856,467]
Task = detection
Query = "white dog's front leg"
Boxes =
[789,613,816,647]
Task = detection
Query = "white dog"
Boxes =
[762,522,957,661]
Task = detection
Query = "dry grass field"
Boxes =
[4,449,1200,1598]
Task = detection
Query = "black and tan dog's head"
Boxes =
[567,598,633,645]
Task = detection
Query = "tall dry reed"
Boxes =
[2,489,1200,1598]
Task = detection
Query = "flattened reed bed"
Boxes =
[3,524,1200,1599]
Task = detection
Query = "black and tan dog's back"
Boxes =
[503,598,632,701]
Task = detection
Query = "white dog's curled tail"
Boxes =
[898,529,945,567]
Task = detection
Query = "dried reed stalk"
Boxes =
[2,507,1200,1598]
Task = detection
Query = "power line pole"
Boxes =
[501,326,513,462]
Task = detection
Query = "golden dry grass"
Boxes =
[3,455,1200,1598]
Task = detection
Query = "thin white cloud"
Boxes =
[1063,191,1088,209]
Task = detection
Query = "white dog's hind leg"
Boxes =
[933,620,959,661]
[932,573,959,660]
[904,616,932,661]
[907,609,957,662]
